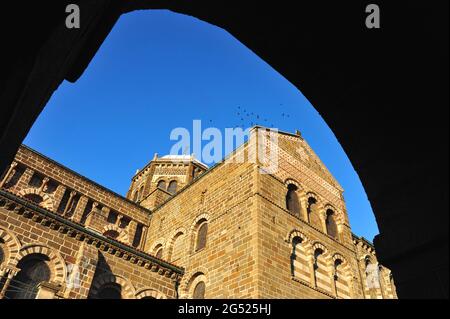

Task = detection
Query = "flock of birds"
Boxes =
[207,104,291,129]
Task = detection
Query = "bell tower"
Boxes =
[126,153,208,210]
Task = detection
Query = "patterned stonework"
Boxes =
[0,127,396,299]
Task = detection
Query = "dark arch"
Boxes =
[286,184,300,217]
[154,244,163,259]
[23,193,43,204]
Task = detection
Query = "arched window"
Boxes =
[193,281,206,299]
[325,209,338,239]
[170,232,185,263]
[157,180,166,190]
[195,220,208,252]
[167,180,178,194]
[97,283,122,299]
[132,190,138,202]
[365,256,371,269]
[5,254,51,299]
[138,185,144,200]
[104,229,119,240]
[286,184,300,217]
[154,244,163,259]
[28,173,44,188]
[23,193,43,205]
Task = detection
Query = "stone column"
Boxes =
[0,161,17,188]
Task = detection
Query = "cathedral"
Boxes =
[0,126,397,299]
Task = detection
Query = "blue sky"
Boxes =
[24,10,379,241]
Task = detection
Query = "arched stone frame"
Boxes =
[331,253,352,298]
[17,188,55,211]
[12,243,67,287]
[305,192,319,223]
[285,230,312,283]
[284,178,301,189]
[387,270,398,299]
[377,264,388,298]
[0,227,21,268]
[179,267,209,299]
[188,213,210,254]
[149,238,166,259]
[285,229,309,244]
[102,224,130,245]
[154,177,168,190]
[284,179,305,218]
[90,273,136,299]
[311,242,332,291]
[135,288,167,299]
[166,227,187,262]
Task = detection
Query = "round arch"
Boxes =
[102,224,130,245]
[0,227,21,267]
[135,288,167,299]
[285,229,308,244]
[166,227,187,262]
[13,243,67,286]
